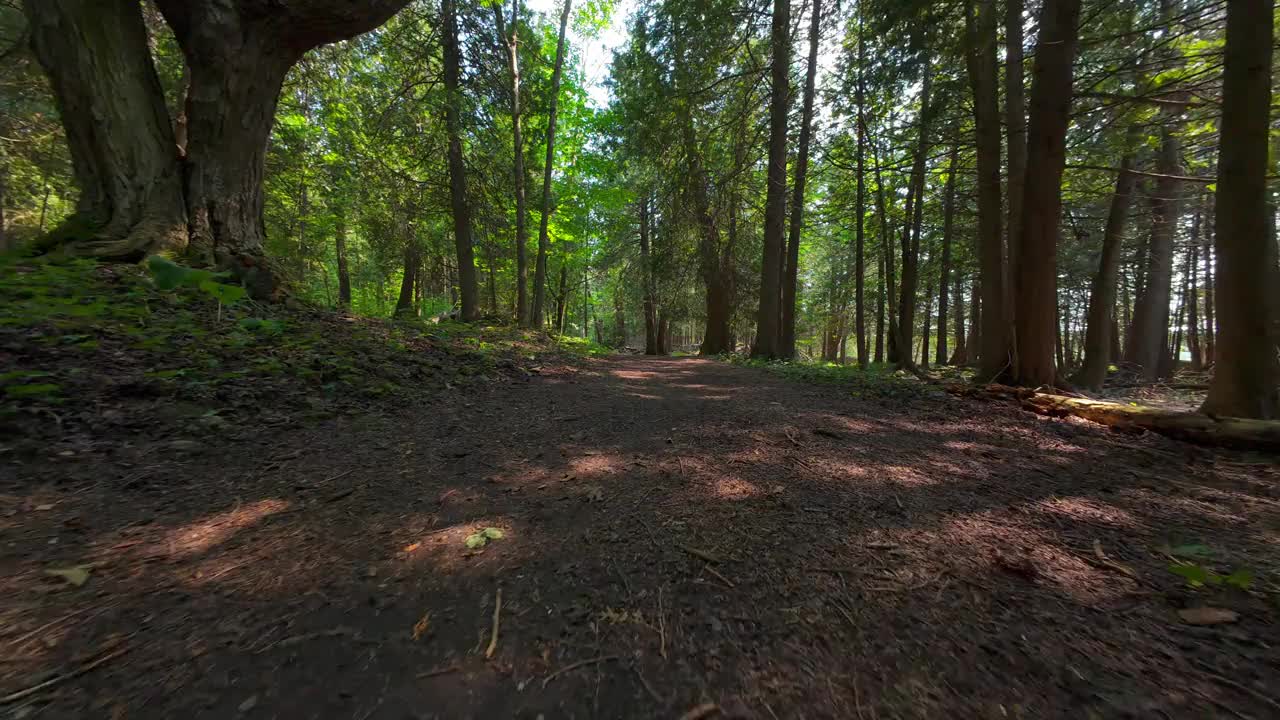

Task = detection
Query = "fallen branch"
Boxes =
[949,383,1280,451]
[677,544,722,564]
[1,644,131,705]
[485,588,502,659]
[542,655,620,688]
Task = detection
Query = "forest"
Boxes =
[1,0,1279,717]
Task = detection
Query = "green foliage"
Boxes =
[1166,544,1255,590]
[145,256,247,307]
[464,527,505,549]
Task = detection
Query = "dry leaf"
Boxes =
[45,565,91,587]
[411,611,431,641]
[1178,607,1239,626]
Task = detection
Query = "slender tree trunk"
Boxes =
[495,0,530,326]
[896,47,932,370]
[853,6,868,367]
[639,195,658,354]
[951,276,967,364]
[531,0,572,327]
[921,281,933,368]
[967,278,982,362]
[753,0,790,359]
[555,261,569,334]
[441,0,480,321]
[1010,0,1082,388]
[1077,124,1140,389]
[1203,200,1215,364]
[874,250,885,363]
[335,209,351,308]
[1203,0,1280,418]
[872,136,899,362]
[936,141,958,365]
[780,0,822,358]
[395,241,418,316]
[966,0,1007,380]
[1187,208,1203,370]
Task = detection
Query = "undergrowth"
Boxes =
[724,355,938,400]
[0,255,582,453]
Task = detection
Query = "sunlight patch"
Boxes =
[160,498,290,558]
[711,476,762,499]
[1034,497,1140,528]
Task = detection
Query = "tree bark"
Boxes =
[1187,206,1202,370]
[334,209,351,308]
[753,0,790,359]
[950,275,967,365]
[555,261,569,334]
[780,0,822,359]
[936,140,958,365]
[531,0,572,328]
[24,0,187,257]
[1202,0,1280,418]
[921,281,933,368]
[1004,0,1027,306]
[1010,0,1082,388]
[854,8,868,369]
[965,0,1007,381]
[1202,199,1215,364]
[496,0,530,326]
[441,0,480,321]
[895,45,932,371]
[1076,124,1140,389]
[395,240,418,316]
[639,194,659,354]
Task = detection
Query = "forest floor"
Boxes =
[3,263,1280,719]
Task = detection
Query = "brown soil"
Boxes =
[2,356,1278,719]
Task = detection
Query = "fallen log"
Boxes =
[948,384,1280,452]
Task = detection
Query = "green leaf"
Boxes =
[198,279,246,305]
[1170,544,1213,559]
[464,533,488,549]
[1169,562,1219,587]
[45,565,91,587]
[146,255,191,290]
[481,527,504,540]
[4,383,61,398]
[1225,569,1254,590]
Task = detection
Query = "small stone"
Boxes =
[238,695,258,713]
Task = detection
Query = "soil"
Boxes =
[2,355,1278,719]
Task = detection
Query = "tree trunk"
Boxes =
[780,0,821,359]
[1126,127,1183,379]
[921,281,933,368]
[936,140,958,365]
[950,276,967,365]
[496,0,530,326]
[853,6,868,367]
[639,195,658,354]
[531,0,572,328]
[441,0,480,321]
[872,136,898,363]
[1202,0,1280,418]
[1010,0,1082,388]
[874,249,885,363]
[395,241,418,316]
[555,262,569,335]
[1187,207,1203,370]
[965,0,1007,381]
[333,208,352,308]
[1203,201,1215,364]
[753,0,790,359]
[1004,0,1027,305]
[1076,124,1140,389]
[24,0,187,257]
[896,47,932,371]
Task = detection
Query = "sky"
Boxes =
[524,0,635,109]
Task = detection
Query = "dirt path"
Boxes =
[3,356,1278,718]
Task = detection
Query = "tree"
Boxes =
[1201,0,1280,419]
[531,0,572,328]
[442,0,480,321]
[752,0,790,359]
[1010,0,1082,388]
[964,0,1006,381]
[495,0,530,325]
[780,0,822,359]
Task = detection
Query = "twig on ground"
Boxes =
[485,588,502,659]
[542,655,620,688]
[678,702,720,720]
[418,665,460,679]
[704,565,735,589]
[1,643,132,705]
[784,428,802,447]
[632,663,665,704]
[678,544,722,564]
[257,626,356,653]
[1193,659,1280,715]
[658,586,667,660]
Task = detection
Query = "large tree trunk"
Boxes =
[395,240,418,316]
[1004,0,1027,308]
[936,140,958,365]
[441,0,480,321]
[1202,0,1280,419]
[1125,127,1183,379]
[495,0,530,326]
[872,135,898,363]
[950,275,967,365]
[1202,201,1216,365]
[530,0,572,328]
[1010,0,1082,388]
[780,0,822,359]
[1076,124,1140,390]
[753,0,790,359]
[965,0,1007,381]
[24,0,187,257]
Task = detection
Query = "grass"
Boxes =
[724,355,938,400]
[0,254,578,446]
